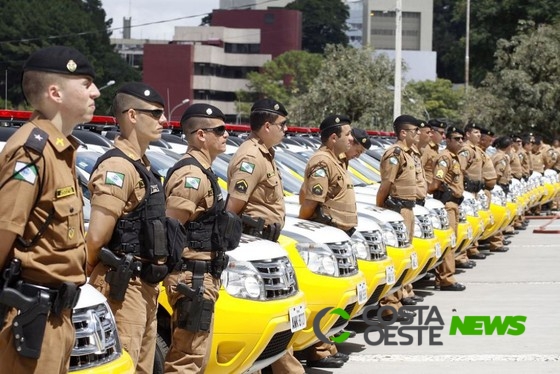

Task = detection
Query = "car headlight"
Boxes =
[414,220,423,237]
[222,260,266,300]
[381,222,399,247]
[351,231,370,260]
[462,202,476,216]
[296,242,339,276]
[429,211,442,229]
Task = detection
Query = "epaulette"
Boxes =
[24,127,48,153]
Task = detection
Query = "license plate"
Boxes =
[289,304,306,333]
[435,243,442,259]
[450,234,457,248]
[467,226,473,240]
[411,252,419,269]
[490,215,495,225]
[385,265,396,285]
[357,281,368,305]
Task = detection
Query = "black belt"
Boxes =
[416,199,425,206]
[179,259,212,274]
[448,196,464,205]
[17,282,80,314]
[394,198,416,209]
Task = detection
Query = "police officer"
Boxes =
[299,114,356,369]
[530,135,545,174]
[510,135,529,230]
[421,119,447,185]
[87,82,168,373]
[226,99,306,374]
[521,136,534,178]
[457,123,488,265]
[428,126,467,291]
[163,104,241,373]
[0,46,98,372]
[376,115,420,319]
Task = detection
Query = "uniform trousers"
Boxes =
[399,207,416,299]
[436,202,458,287]
[164,270,220,373]
[0,308,74,373]
[270,347,305,373]
[307,341,337,361]
[489,231,506,251]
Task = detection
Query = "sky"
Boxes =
[102,0,220,40]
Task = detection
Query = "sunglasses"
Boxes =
[451,136,464,141]
[190,125,227,136]
[123,108,164,120]
[272,120,288,128]
[403,127,420,133]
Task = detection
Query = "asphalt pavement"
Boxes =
[306,216,560,374]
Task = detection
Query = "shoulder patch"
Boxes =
[312,183,323,196]
[438,159,448,168]
[436,170,445,179]
[13,162,38,185]
[459,150,469,158]
[105,171,124,188]
[234,179,248,194]
[312,168,326,177]
[184,177,201,190]
[240,161,255,174]
[389,156,398,165]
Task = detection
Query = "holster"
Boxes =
[464,177,483,193]
[211,252,229,279]
[433,184,454,204]
[384,197,402,213]
[241,214,265,237]
[1,258,22,329]
[499,183,510,195]
[311,205,333,225]
[99,249,141,302]
[262,222,282,242]
[175,260,214,332]
[140,263,169,284]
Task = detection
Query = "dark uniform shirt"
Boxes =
[301,145,357,231]
[0,115,86,287]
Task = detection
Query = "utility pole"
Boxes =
[393,0,403,120]
[465,0,471,96]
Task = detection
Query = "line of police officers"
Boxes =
[1,45,557,374]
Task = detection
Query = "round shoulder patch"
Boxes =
[389,156,398,165]
[438,159,448,168]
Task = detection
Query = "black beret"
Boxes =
[116,82,165,107]
[23,45,95,79]
[351,128,372,150]
[180,103,225,123]
[480,127,495,136]
[428,119,447,129]
[320,114,351,132]
[393,114,420,129]
[464,122,483,132]
[418,119,429,128]
[251,98,288,116]
[446,126,464,137]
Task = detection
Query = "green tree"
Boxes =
[434,0,560,85]
[405,79,465,122]
[286,0,349,54]
[0,0,139,114]
[244,50,323,107]
[291,45,394,129]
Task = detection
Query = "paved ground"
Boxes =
[306,216,560,374]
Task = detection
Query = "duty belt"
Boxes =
[17,281,80,315]
[447,196,464,205]
[394,197,416,209]
[416,199,425,206]
[179,259,212,274]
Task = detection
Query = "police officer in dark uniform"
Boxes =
[226,99,305,374]
[377,115,420,319]
[163,104,242,373]
[428,127,467,291]
[87,82,169,373]
[299,114,356,369]
[0,46,98,373]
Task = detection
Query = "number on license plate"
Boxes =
[386,265,396,285]
[289,304,306,333]
[411,252,419,269]
[435,244,442,259]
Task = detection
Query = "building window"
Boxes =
[224,43,261,54]
[370,11,421,50]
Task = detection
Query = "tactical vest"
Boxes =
[165,155,241,252]
[91,148,167,261]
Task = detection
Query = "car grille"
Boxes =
[365,283,386,306]
[326,241,359,276]
[416,214,435,239]
[434,208,450,229]
[360,230,387,260]
[70,303,121,371]
[388,221,410,247]
[332,302,356,328]
[255,330,294,361]
[251,257,298,300]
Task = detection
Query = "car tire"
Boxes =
[153,334,169,374]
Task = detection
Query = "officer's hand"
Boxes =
[86,262,97,276]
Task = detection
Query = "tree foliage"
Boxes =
[286,0,349,54]
[434,0,560,85]
[0,0,139,114]
[290,45,394,129]
[405,79,465,123]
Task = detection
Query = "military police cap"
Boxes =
[23,45,95,79]
[480,127,495,136]
[320,114,351,132]
[116,82,165,107]
[251,98,288,116]
[393,114,420,129]
[351,128,372,150]
[180,103,225,123]
[428,119,447,129]
[464,122,483,132]
[418,119,429,128]
[446,126,464,137]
